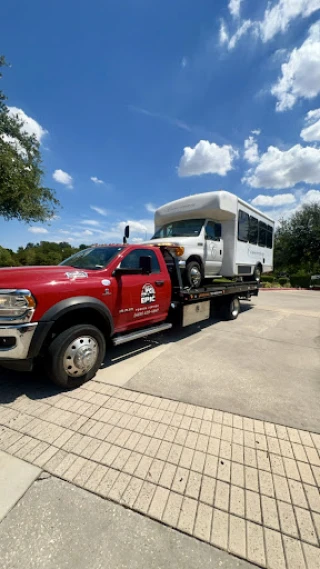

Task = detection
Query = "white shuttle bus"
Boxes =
[150,191,275,287]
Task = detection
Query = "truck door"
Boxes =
[116,248,170,331]
[204,221,223,276]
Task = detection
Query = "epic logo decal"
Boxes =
[141,283,156,304]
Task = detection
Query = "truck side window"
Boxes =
[205,221,216,240]
[238,210,249,242]
[120,249,161,273]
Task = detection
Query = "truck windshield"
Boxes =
[60,247,124,270]
[152,219,205,239]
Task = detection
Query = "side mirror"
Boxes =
[123,225,130,244]
[139,255,152,274]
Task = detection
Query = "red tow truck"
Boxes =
[0,243,259,389]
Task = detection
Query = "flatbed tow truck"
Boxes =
[0,243,258,389]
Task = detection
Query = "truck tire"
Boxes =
[220,296,240,321]
[244,265,261,283]
[45,324,106,389]
[185,261,203,288]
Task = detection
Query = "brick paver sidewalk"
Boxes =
[0,379,319,569]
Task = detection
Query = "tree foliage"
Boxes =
[0,241,89,267]
[274,203,320,274]
[0,56,60,222]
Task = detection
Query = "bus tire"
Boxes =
[185,260,203,288]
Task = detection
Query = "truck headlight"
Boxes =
[0,290,36,321]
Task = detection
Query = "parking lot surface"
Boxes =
[0,290,319,568]
[99,290,320,433]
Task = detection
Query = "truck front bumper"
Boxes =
[0,323,38,360]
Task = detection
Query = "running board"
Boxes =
[112,322,172,346]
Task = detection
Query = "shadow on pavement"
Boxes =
[0,303,253,403]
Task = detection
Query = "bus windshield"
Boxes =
[60,246,124,270]
[152,219,205,239]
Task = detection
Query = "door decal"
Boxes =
[141,283,156,304]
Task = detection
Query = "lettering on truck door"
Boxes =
[117,248,170,330]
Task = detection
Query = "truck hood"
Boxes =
[0,265,90,289]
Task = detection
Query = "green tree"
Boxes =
[0,245,16,266]
[274,203,320,274]
[0,56,60,222]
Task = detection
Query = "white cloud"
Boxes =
[90,176,104,185]
[129,105,192,133]
[229,0,243,18]
[118,220,154,235]
[28,227,49,234]
[271,22,320,111]
[145,203,157,213]
[243,144,320,189]
[251,129,261,136]
[131,237,144,243]
[226,20,254,50]
[219,20,229,45]
[264,189,320,224]
[83,230,93,236]
[178,140,239,177]
[0,134,26,157]
[181,57,188,68]
[8,107,47,142]
[220,1,320,50]
[300,188,320,205]
[260,0,320,43]
[244,136,259,164]
[80,220,100,227]
[300,108,320,141]
[251,194,296,207]
[90,206,108,216]
[53,169,73,189]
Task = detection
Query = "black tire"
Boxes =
[220,296,241,321]
[45,324,106,389]
[243,265,261,283]
[185,260,203,288]
[253,265,261,283]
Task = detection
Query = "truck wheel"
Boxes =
[186,261,202,288]
[253,265,261,283]
[243,265,261,283]
[220,296,240,321]
[45,324,106,389]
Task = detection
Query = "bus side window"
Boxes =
[266,225,273,248]
[238,210,249,242]
[249,217,258,244]
[258,222,267,247]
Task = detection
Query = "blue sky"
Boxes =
[2,0,320,250]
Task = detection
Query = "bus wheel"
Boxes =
[186,261,202,288]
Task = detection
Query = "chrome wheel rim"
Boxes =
[63,336,99,377]
[190,266,201,287]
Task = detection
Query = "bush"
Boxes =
[261,282,273,288]
[260,275,275,283]
[290,274,311,288]
[279,277,290,286]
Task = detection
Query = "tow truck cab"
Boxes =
[0,244,258,389]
